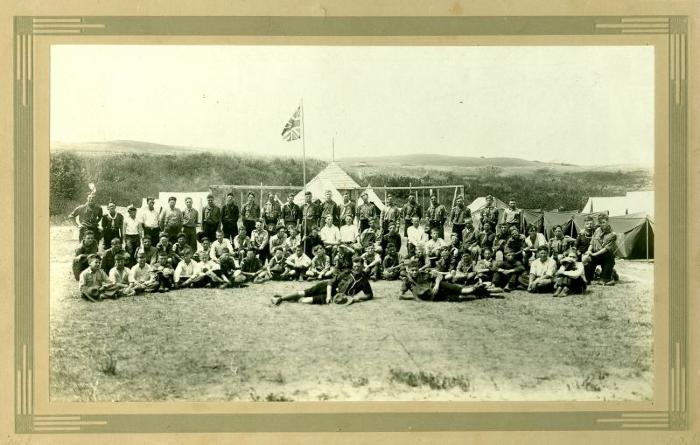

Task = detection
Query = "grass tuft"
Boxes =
[389,368,471,392]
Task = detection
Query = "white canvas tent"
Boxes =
[293,162,361,205]
[582,190,654,217]
[356,186,386,213]
[468,196,508,228]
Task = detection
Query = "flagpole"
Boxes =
[301,99,307,251]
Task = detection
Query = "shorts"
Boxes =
[304,280,331,304]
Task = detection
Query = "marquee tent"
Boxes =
[293,162,361,206]
[468,196,508,229]
[608,212,654,260]
[582,190,654,217]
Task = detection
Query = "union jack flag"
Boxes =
[281,106,301,141]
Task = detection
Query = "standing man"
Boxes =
[401,194,422,237]
[425,194,447,240]
[281,192,302,230]
[380,193,401,235]
[201,194,221,244]
[69,193,103,243]
[262,192,281,227]
[448,195,470,243]
[339,192,356,225]
[139,197,161,246]
[221,192,240,243]
[99,202,123,250]
[123,205,142,264]
[159,196,183,244]
[241,192,260,238]
[320,190,340,227]
[480,194,500,231]
[301,191,320,236]
[182,196,199,252]
[503,199,523,232]
[357,191,377,233]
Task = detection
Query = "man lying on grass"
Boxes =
[400,259,500,302]
[271,257,373,306]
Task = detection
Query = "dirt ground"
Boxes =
[50,225,653,402]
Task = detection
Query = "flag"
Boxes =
[281,106,301,141]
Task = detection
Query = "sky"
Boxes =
[51,45,654,166]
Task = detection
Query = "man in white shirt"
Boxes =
[174,247,204,287]
[123,205,143,265]
[128,252,153,294]
[339,215,358,246]
[210,230,234,263]
[527,246,557,293]
[282,245,312,281]
[406,216,428,257]
[139,197,161,246]
[319,215,341,253]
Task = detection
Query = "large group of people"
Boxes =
[69,190,619,305]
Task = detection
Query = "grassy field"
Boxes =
[50,225,653,402]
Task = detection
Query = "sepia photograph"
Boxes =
[49,44,655,402]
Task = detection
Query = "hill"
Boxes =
[51,140,209,156]
[340,154,562,169]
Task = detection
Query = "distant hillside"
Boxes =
[339,154,564,169]
[51,140,209,156]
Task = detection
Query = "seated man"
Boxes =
[399,259,496,302]
[170,233,189,265]
[255,247,287,283]
[108,253,134,297]
[101,237,130,274]
[380,222,402,258]
[451,250,477,285]
[155,232,173,262]
[424,228,447,266]
[128,252,153,294]
[549,225,575,263]
[211,230,234,263]
[356,218,379,252]
[491,248,527,292]
[233,229,252,264]
[474,248,495,282]
[505,225,526,263]
[433,248,455,277]
[319,215,342,254]
[491,223,511,262]
[283,245,312,281]
[554,249,588,297]
[239,249,264,283]
[306,244,333,280]
[461,218,481,259]
[585,219,618,285]
[523,224,547,264]
[271,257,373,306]
[339,215,359,246]
[135,236,159,266]
[527,246,557,293]
[250,220,270,264]
[381,243,402,281]
[406,216,428,258]
[268,226,289,257]
[215,247,245,287]
[361,245,382,281]
[150,252,176,292]
[173,247,204,288]
[285,225,301,252]
[78,254,121,302]
[72,230,98,281]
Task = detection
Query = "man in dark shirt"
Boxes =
[100,202,123,250]
[221,193,240,242]
[339,192,356,224]
[69,193,103,242]
[271,257,373,306]
[201,194,221,244]
[301,191,320,236]
[479,194,501,232]
[399,259,491,302]
[281,192,302,229]
[357,192,377,233]
[262,192,281,227]
[380,194,401,235]
[320,190,340,227]
[425,194,447,240]
[380,221,402,258]
[241,192,261,238]
[585,220,618,285]
[182,197,199,252]
[72,230,98,280]
[576,216,595,261]
[401,194,422,237]
[101,237,129,274]
[491,249,527,292]
[448,195,471,243]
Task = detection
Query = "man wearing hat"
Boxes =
[357,191,377,233]
[159,196,183,244]
[201,194,221,244]
[448,195,470,243]
[123,205,142,265]
[242,192,261,239]
[100,202,124,251]
[262,192,282,227]
[69,193,103,243]
[281,192,302,229]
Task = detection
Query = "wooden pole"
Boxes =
[645,217,649,261]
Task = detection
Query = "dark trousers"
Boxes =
[124,234,141,265]
[243,220,256,237]
[201,222,218,243]
[359,219,370,233]
[164,226,182,244]
[263,217,279,227]
[403,219,412,237]
[492,271,525,289]
[451,224,465,243]
[102,229,121,250]
[556,276,587,294]
[222,222,239,242]
[585,251,616,281]
[143,227,160,246]
[183,226,198,251]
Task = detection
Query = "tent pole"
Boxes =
[260,182,263,212]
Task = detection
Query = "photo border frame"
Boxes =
[13,15,689,434]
